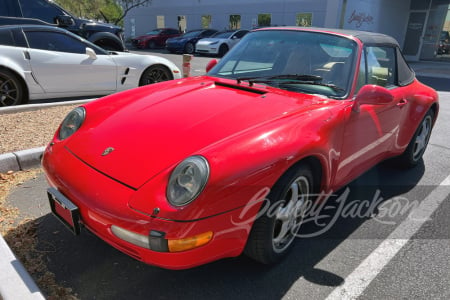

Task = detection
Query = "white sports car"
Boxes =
[195,29,249,57]
[0,25,182,106]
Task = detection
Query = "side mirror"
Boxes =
[205,59,218,73]
[55,15,74,27]
[86,47,97,60]
[353,84,394,112]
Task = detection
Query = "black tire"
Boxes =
[395,109,434,168]
[244,164,314,264]
[148,40,156,49]
[218,44,229,57]
[184,42,195,54]
[139,65,173,86]
[88,32,125,52]
[0,69,27,106]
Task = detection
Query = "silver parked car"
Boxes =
[0,25,181,106]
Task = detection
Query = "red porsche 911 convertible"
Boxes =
[42,27,439,270]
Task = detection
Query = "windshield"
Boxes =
[211,31,234,39]
[208,30,357,98]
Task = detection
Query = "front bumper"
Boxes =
[131,39,146,48]
[195,45,218,55]
[42,145,248,270]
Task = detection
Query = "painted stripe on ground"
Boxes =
[326,174,450,300]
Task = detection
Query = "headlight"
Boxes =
[210,41,219,45]
[167,156,209,206]
[58,107,85,140]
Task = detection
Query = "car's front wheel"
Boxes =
[396,109,434,168]
[139,65,173,86]
[184,42,195,54]
[245,164,314,264]
[0,69,26,106]
[218,44,229,57]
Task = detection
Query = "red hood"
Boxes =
[66,77,324,188]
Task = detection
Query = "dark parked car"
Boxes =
[438,31,450,55]
[0,0,126,51]
[131,28,181,49]
[166,29,218,54]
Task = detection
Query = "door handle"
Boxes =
[397,98,408,107]
[23,50,30,60]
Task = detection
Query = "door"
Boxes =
[334,45,408,187]
[403,11,429,61]
[24,29,117,94]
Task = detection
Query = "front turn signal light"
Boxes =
[168,231,213,253]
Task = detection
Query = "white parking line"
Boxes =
[326,174,450,300]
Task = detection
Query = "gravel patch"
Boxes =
[0,105,78,154]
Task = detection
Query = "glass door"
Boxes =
[403,11,429,61]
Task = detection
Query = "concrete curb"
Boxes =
[0,235,45,300]
[0,147,45,174]
[0,98,95,114]
[0,147,46,299]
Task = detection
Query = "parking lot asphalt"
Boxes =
[0,53,449,299]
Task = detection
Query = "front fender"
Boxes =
[0,47,44,96]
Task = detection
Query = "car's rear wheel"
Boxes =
[0,69,26,106]
[218,44,229,57]
[184,42,195,54]
[139,65,173,86]
[245,164,314,264]
[396,109,434,168]
[88,32,125,52]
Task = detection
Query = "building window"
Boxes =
[157,16,165,28]
[296,13,313,27]
[202,15,212,28]
[178,15,187,33]
[258,14,271,27]
[229,15,241,29]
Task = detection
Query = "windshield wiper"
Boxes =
[278,81,346,92]
[236,74,344,92]
[237,74,323,85]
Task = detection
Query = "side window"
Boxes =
[0,0,15,16]
[365,46,396,88]
[0,30,15,46]
[18,0,63,24]
[25,31,86,54]
[234,30,248,39]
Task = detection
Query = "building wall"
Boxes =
[342,0,410,46]
[125,0,339,39]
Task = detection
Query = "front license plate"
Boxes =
[47,188,81,235]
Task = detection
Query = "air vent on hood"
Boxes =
[214,82,267,95]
